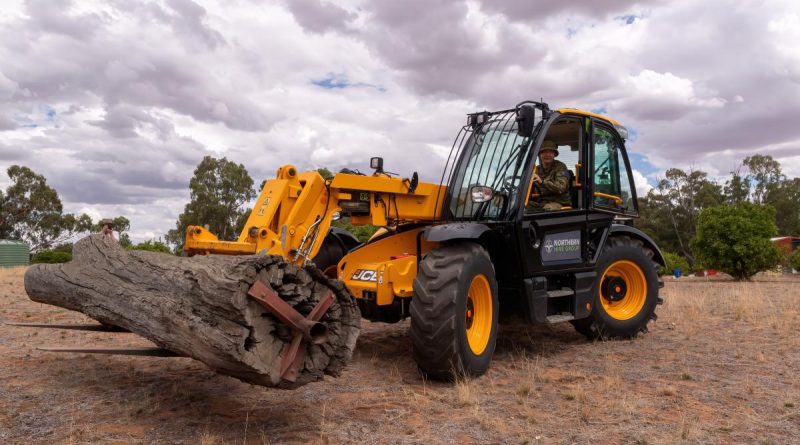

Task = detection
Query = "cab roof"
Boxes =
[556,108,623,127]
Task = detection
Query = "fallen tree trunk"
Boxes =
[24,235,360,389]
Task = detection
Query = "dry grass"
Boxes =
[453,372,480,407]
[199,430,223,445]
[1,272,799,444]
[0,265,26,279]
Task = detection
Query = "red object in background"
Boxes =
[772,236,800,255]
[707,269,717,276]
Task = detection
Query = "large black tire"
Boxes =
[572,235,661,339]
[410,243,499,380]
[312,233,349,278]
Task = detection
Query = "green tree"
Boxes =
[317,167,334,180]
[743,155,783,204]
[0,188,6,235]
[723,166,751,204]
[637,168,723,265]
[166,156,256,251]
[691,203,782,280]
[765,177,800,236]
[0,166,92,252]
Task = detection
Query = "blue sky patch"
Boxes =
[628,152,657,177]
[312,75,350,89]
[566,27,578,38]
[618,14,637,25]
[312,73,386,92]
[626,126,639,142]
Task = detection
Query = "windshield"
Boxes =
[447,115,535,220]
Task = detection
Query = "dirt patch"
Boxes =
[1,267,799,444]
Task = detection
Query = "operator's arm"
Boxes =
[541,163,569,195]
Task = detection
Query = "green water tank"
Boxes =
[0,239,30,267]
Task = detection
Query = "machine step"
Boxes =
[546,288,574,298]
[546,313,575,323]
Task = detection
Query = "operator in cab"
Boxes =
[527,140,570,211]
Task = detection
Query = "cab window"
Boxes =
[525,117,583,211]
[592,125,636,214]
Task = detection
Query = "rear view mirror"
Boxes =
[516,105,537,137]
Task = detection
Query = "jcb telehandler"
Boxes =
[185,101,665,379]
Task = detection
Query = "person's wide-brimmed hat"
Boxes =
[540,140,559,157]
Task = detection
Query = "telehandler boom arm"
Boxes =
[184,164,446,264]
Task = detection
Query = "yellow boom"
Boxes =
[185,164,445,266]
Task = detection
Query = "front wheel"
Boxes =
[311,233,349,278]
[410,243,499,380]
[572,235,661,339]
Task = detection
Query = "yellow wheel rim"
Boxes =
[465,274,493,355]
[599,260,647,321]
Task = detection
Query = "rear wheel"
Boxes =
[410,243,499,379]
[572,235,661,339]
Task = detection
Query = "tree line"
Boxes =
[0,166,170,262]
[636,155,799,279]
[2,154,798,278]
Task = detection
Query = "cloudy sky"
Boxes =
[1,0,799,242]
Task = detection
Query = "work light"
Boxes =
[370,157,383,171]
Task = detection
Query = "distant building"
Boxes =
[771,236,800,254]
[771,236,800,273]
[0,239,30,268]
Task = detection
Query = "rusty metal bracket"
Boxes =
[247,279,335,382]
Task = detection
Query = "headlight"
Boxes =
[470,186,494,203]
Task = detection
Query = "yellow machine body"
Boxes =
[184,164,446,306]
[338,227,439,306]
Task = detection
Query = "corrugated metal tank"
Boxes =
[0,239,30,267]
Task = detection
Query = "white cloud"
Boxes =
[616,70,726,120]
[631,169,652,198]
[0,0,799,243]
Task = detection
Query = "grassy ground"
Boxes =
[1,266,798,444]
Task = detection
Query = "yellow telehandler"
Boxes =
[185,101,665,379]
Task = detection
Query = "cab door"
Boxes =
[589,120,639,216]
[585,119,639,261]
[516,114,591,277]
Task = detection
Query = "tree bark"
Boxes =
[24,235,360,389]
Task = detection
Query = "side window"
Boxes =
[592,126,635,213]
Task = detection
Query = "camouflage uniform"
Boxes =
[528,159,571,211]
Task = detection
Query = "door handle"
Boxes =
[527,226,539,248]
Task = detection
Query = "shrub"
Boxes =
[332,218,378,243]
[690,203,782,280]
[659,252,691,276]
[31,250,72,264]
[52,243,73,254]
[791,248,800,272]
[129,239,172,254]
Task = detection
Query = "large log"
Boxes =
[24,235,360,389]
